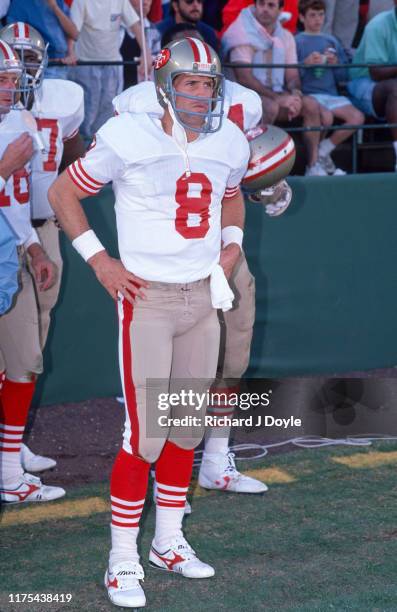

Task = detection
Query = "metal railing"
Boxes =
[50,58,397,173]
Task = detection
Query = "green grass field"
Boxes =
[1,443,397,612]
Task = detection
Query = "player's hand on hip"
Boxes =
[219,243,241,279]
[0,134,34,180]
[29,249,58,291]
[88,251,149,302]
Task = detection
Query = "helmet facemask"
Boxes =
[0,43,26,113]
[164,68,225,134]
[15,43,48,107]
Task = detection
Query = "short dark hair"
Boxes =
[298,0,326,16]
[161,22,201,47]
[254,0,284,7]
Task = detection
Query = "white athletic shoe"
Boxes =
[0,473,65,504]
[318,152,346,176]
[149,534,214,578]
[153,479,191,515]
[105,561,146,608]
[198,451,268,494]
[21,443,57,472]
[305,162,328,177]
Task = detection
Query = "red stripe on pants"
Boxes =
[121,298,140,456]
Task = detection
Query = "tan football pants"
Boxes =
[216,251,256,385]
[118,278,220,464]
[0,219,62,381]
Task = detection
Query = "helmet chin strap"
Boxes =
[161,87,192,178]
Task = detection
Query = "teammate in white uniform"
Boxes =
[49,37,250,608]
[113,78,269,498]
[0,39,65,504]
[0,23,85,476]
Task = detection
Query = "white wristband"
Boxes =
[72,229,105,262]
[0,175,6,192]
[221,226,243,249]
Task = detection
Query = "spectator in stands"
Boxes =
[347,2,397,171]
[296,0,364,174]
[161,21,201,45]
[122,0,161,83]
[69,0,150,140]
[223,0,327,176]
[322,0,360,55]
[6,0,78,79]
[368,0,394,20]
[0,0,10,21]
[157,0,219,50]
[222,0,299,34]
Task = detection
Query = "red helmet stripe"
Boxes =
[247,136,293,170]
[13,23,18,37]
[186,37,200,62]
[24,23,30,38]
[0,40,11,60]
[244,148,295,183]
[202,41,212,63]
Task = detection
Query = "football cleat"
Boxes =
[198,451,268,494]
[21,443,57,472]
[105,561,146,608]
[0,472,65,504]
[149,534,214,578]
[153,479,191,515]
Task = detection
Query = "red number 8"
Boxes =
[175,172,212,239]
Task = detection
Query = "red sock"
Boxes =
[0,378,36,484]
[109,449,150,566]
[0,378,35,453]
[110,448,150,527]
[154,442,194,550]
[155,441,194,506]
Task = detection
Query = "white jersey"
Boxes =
[31,79,84,219]
[0,110,34,246]
[113,80,262,132]
[68,113,250,283]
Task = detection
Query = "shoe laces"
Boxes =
[22,473,42,486]
[223,452,242,480]
[110,561,144,588]
[170,534,196,560]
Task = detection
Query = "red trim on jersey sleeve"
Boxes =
[62,128,79,142]
[224,185,240,199]
[66,159,105,195]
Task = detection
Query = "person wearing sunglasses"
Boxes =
[157,0,220,50]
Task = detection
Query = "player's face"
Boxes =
[22,49,41,77]
[174,0,203,24]
[254,0,281,28]
[173,73,215,129]
[0,71,19,113]
[300,8,325,33]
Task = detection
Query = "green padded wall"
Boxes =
[35,175,397,405]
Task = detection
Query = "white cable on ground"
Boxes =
[139,0,149,81]
[192,435,397,466]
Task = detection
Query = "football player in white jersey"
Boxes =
[112,50,293,501]
[49,37,250,608]
[0,39,65,504]
[0,22,86,474]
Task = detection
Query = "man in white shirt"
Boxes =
[69,0,150,139]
